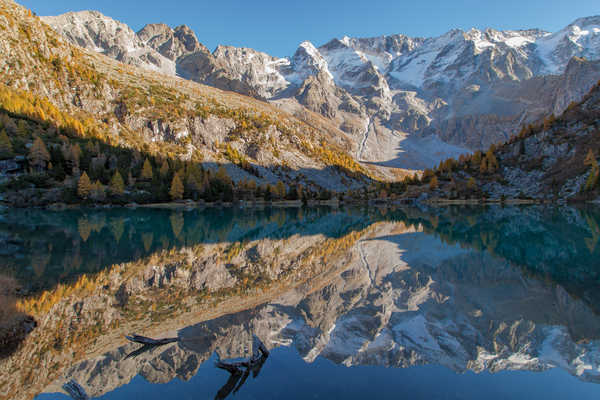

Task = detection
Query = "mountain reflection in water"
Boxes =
[1,205,599,400]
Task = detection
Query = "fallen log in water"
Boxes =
[125,334,179,346]
[214,334,270,398]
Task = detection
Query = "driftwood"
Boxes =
[214,335,269,399]
[62,379,89,400]
[125,334,179,346]
[125,344,155,359]
[124,334,179,359]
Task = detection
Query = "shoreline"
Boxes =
[1,197,597,211]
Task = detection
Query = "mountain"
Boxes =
[0,0,395,208]
[417,79,600,202]
[41,12,600,169]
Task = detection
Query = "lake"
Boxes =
[1,205,600,399]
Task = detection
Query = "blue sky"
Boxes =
[19,0,600,57]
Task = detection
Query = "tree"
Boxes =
[0,129,13,159]
[17,120,29,136]
[141,158,153,180]
[109,171,125,195]
[467,177,476,190]
[275,181,286,200]
[429,176,439,190]
[472,151,482,168]
[159,160,170,178]
[77,171,92,199]
[90,180,105,201]
[170,173,184,200]
[479,158,488,174]
[28,136,50,171]
[215,166,231,184]
[485,150,498,173]
[584,149,599,192]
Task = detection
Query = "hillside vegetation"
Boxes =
[0,0,390,206]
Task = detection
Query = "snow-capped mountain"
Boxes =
[41,12,600,170]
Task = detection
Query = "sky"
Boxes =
[18,0,600,57]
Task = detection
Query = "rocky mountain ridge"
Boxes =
[0,0,385,201]
[40,11,600,169]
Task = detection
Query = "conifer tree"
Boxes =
[159,160,169,178]
[275,181,286,199]
[109,171,125,195]
[429,176,439,190]
[584,149,599,192]
[0,129,13,159]
[77,171,92,199]
[90,180,106,201]
[17,120,29,136]
[467,177,476,190]
[141,158,153,180]
[479,158,488,174]
[28,136,50,171]
[170,172,184,200]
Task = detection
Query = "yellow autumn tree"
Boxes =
[28,136,50,171]
[170,172,184,200]
[429,176,439,190]
[141,158,153,180]
[77,171,92,199]
[109,171,125,195]
[0,129,13,159]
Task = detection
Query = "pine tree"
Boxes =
[170,173,184,200]
[109,171,125,195]
[141,158,153,180]
[77,171,92,199]
[0,129,13,159]
[28,136,50,171]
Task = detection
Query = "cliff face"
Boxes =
[40,10,600,169]
[422,80,600,201]
[0,0,379,194]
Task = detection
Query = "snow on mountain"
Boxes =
[40,11,600,170]
[536,16,600,74]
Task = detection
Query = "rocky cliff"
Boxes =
[41,11,600,169]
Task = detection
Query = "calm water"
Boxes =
[1,205,600,399]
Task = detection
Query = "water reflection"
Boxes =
[1,205,600,399]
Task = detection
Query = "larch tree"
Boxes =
[275,181,286,199]
[141,158,153,180]
[170,173,184,200]
[0,129,13,159]
[17,120,29,136]
[77,171,92,199]
[28,136,50,172]
[109,171,125,195]
[159,160,170,178]
[429,176,439,190]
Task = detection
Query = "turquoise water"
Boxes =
[2,205,600,399]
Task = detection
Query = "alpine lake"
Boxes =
[1,204,600,399]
